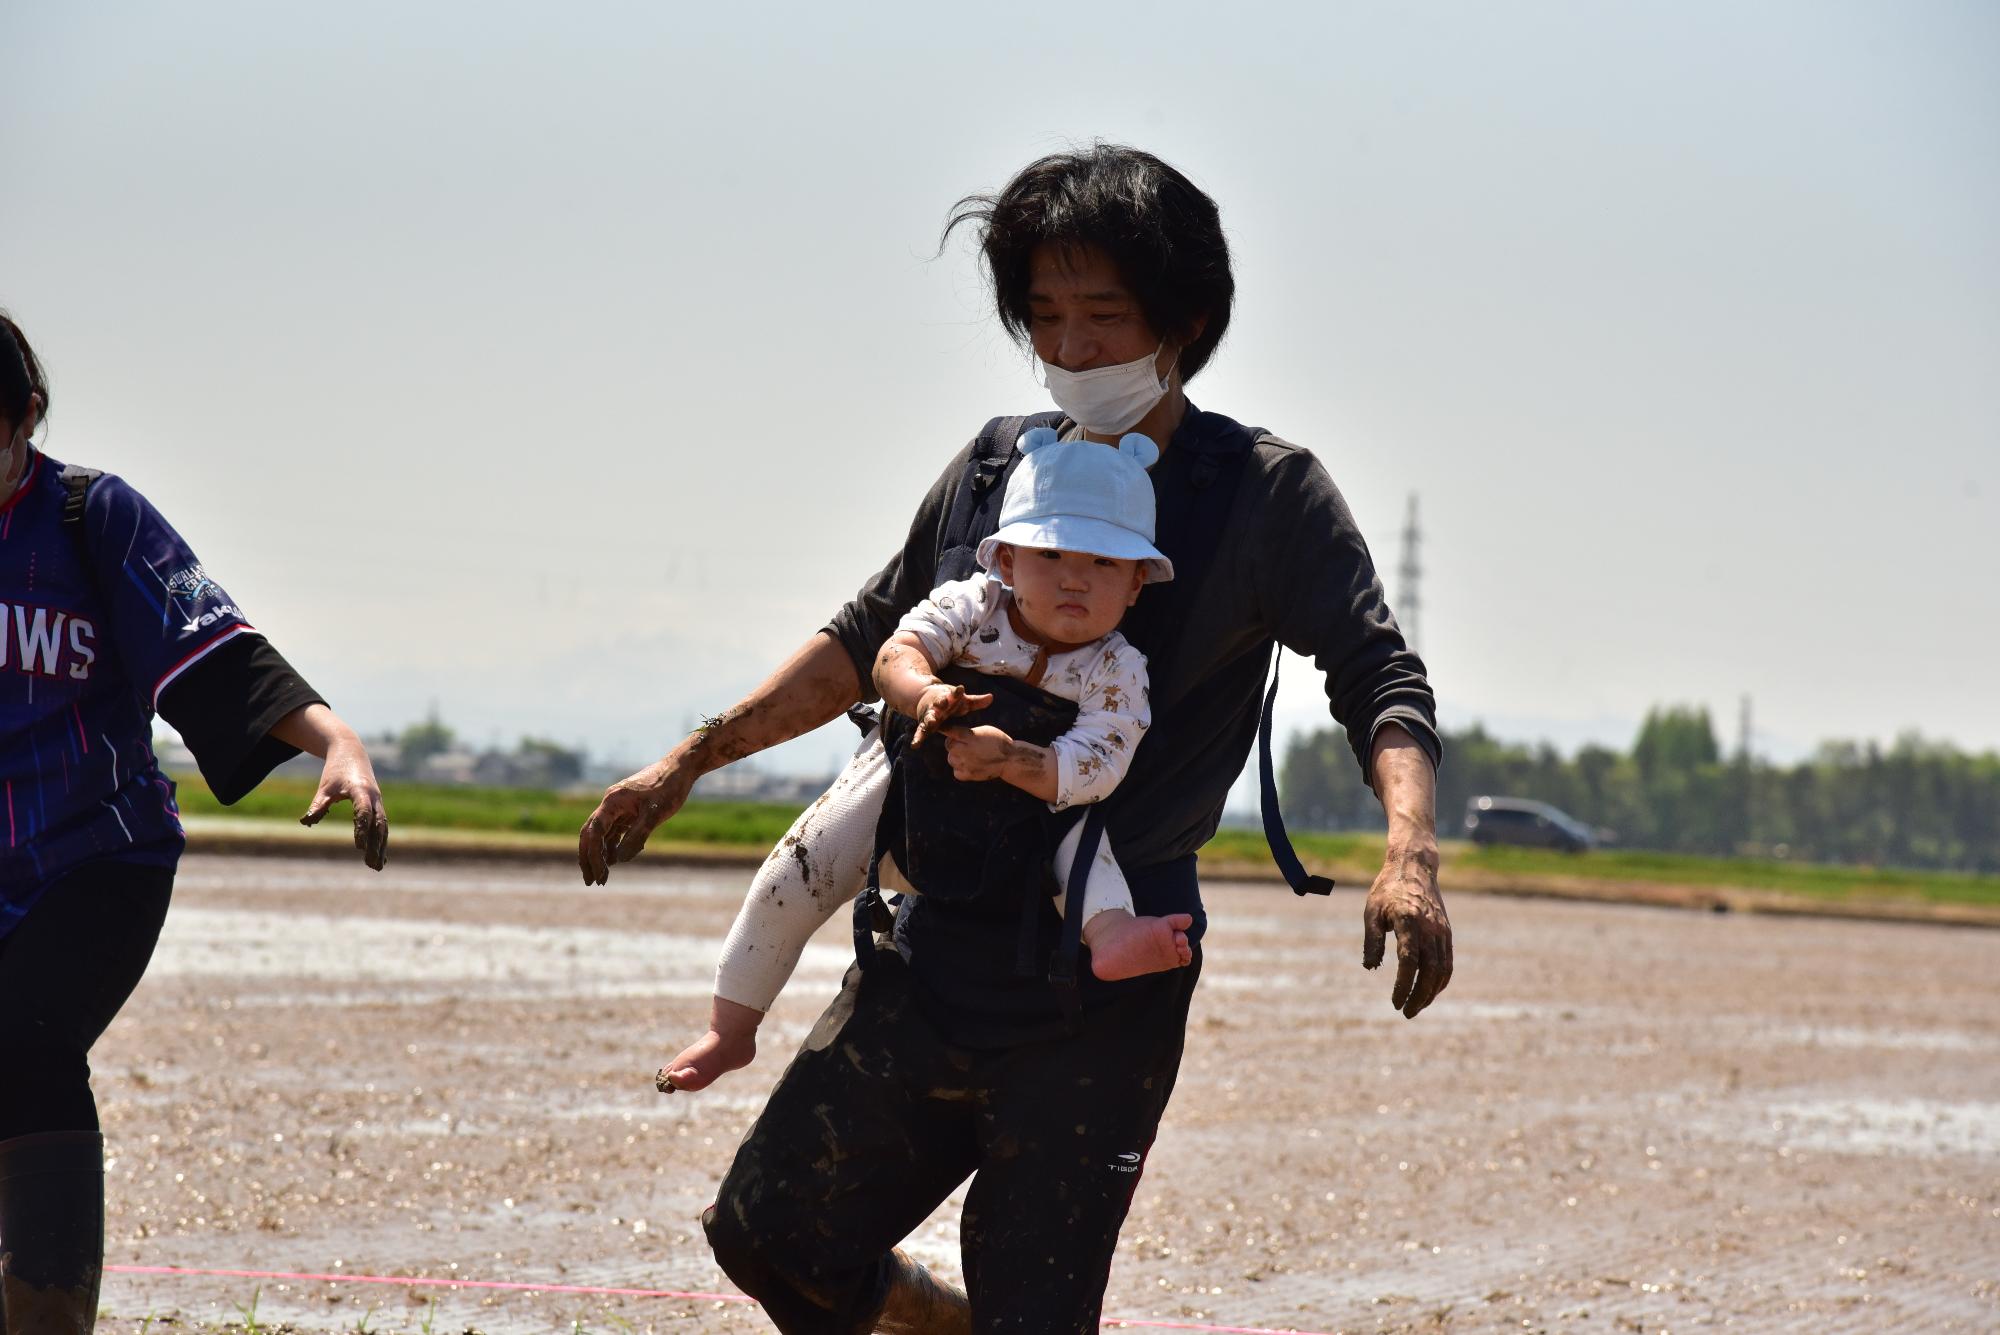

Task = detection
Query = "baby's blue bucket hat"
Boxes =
[976,427,1175,583]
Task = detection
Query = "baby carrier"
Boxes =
[854,664,1093,1001]
[852,411,1332,1027]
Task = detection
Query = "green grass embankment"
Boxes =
[1453,842,2000,906]
[1195,830,2000,911]
[175,774,2000,915]
[173,774,799,849]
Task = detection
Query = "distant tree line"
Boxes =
[1281,706,2000,873]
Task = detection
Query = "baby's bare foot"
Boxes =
[1084,910,1194,982]
[657,996,765,1093]
[657,1028,755,1092]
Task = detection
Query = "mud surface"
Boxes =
[87,854,1999,1333]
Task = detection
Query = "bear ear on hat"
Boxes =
[1117,432,1160,469]
[1019,426,1061,454]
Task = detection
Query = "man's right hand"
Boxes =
[579,756,696,885]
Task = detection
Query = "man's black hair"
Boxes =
[944,144,1234,383]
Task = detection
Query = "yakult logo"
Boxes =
[180,603,241,634]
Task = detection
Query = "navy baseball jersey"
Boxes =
[1,449,320,932]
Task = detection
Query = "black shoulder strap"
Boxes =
[59,463,100,526]
[1116,418,1259,676]
[1232,435,1332,897]
[1126,418,1328,898]
[938,412,1063,563]
[1213,433,1333,898]
[1258,649,1335,896]
[58,464,102,575]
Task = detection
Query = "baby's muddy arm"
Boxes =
[872,632,940,718]
[874,632,991,745]
[578,632,861,884]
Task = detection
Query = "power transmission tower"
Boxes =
[1398,494,1422,655]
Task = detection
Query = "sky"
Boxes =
[4,0,1995,798]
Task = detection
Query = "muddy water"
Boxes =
[84,854,1999,1333]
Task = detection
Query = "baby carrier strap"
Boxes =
[932,413,1064,583]
[1258,650,1335,896]
[1110,412,1335,899]
[1044,802,1106,1015]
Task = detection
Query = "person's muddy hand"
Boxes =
[1362,845,1451,1018]
[301,738,389,871]
[579,757,695,885]
[940,724,1018,781]
[911,682,993,747]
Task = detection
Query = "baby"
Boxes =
[661,428,1191,1092]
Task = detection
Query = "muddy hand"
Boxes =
[940,724,1017,782]
[578,758,693,885]
[1362,849,1451,1018]
[301,742,389,871]
[911,683,993,747]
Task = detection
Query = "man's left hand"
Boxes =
[1362,847,1451,1018]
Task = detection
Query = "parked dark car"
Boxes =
[1464,796,1597,853]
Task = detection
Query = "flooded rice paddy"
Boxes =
[85,853,2000,1333]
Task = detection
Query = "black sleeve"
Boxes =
[156,634,327,804]
[821,442,976,702]
[1254,446,1442,784]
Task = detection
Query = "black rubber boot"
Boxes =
[0,1130,105,1335]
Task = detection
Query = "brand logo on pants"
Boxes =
[1109,1151,1142,1174]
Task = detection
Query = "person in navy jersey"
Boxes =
[0,310,389,1334]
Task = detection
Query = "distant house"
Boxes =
[692,765,834,806]
[415,749,482,786]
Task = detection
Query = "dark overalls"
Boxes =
[701,793,1200,1333]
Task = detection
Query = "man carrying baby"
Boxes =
[579,143,1451,1332]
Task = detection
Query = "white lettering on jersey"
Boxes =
[68,617,97,680]
[15,604,66,676]
[180,604,241,634]
[0,603,98,680]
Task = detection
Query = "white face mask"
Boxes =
[0,425,28,500]
[1039,342,1171,435]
